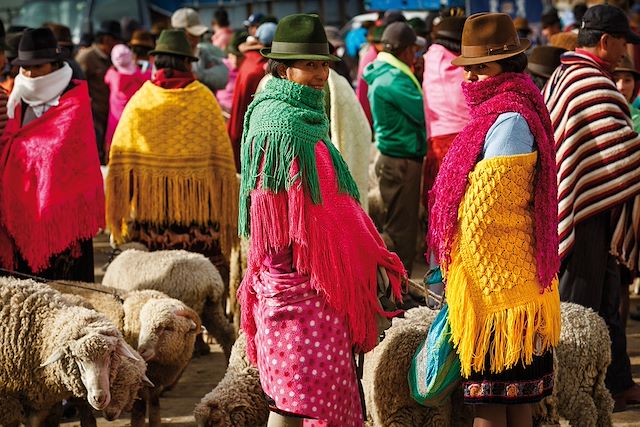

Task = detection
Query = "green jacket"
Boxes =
[363,55,426,158]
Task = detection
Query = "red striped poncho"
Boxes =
[543,51,640,260]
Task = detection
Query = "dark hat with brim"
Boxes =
[225,30,248,56]
[149,29,197,61]
[581,4,640,45]
[261,14,340,61]
[12,27,62,67]
[614,55,640,80]
[96,20,122,40]
[527,45,566,78]
[452,12,530,66]
[435,16,466,42]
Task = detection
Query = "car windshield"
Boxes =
[13,0,142,43]
[12,0,86,42]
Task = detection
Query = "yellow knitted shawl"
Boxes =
[106,80,238,255]
[445,152,561,378]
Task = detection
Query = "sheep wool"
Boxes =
[106,80,239,256]
[445,153,561,377]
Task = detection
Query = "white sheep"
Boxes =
[193,331,269,427]
[47,282,200,427]
[102,249,236,360]
[0,277,141,426]
[364,303,613,427]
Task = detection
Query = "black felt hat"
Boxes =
[261,14,340,61]
[12,27,62,67]
[96,20,122,40]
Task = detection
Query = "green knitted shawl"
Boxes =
[239,77,359,237]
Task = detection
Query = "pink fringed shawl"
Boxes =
[0,81,104,272]
[428,72,559,290]
[239,142,406,363]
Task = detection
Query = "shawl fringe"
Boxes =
[446,248,561,377]
[239,77,359,237]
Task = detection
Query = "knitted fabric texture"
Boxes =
[238,77,359,237]
[428,72,559,291]
[238,142,406,362]
[106,80,238,255]
[446,152,561,377]
[0,81,104,272]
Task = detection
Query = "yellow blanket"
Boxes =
[106,80,238,255]
[445,152,561,377]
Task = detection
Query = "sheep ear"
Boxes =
[174,308,201,329]
[116,341,141,361]
[40,349,65,368]
[142,374,154,387]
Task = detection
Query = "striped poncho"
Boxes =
[543,51,640,260]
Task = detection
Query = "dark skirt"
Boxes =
[11,238,95,282]
[462,350,554,405]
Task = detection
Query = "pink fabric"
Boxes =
[0,80,104,272]
[422,44,469,138]
[253,268,364,426]
[355,45,377,126]
[212,27,233,50]
[104,67,148,150]
[239,141,405,363]
[428,72,559,291]
[217,57,239,112]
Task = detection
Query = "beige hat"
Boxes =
[171,8,208,37]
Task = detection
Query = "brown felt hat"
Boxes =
[614,55,640,80]
[451,12,531,67]
[527,45,566,78]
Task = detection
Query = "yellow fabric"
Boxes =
[445,152,561,378]
[106,80,238,255]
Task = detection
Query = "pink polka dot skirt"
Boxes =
[253,270,365,427]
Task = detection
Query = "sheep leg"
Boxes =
[202,300,236,361]
[26,409,49,427]
[130,398,147,427]
[78,405,97,427]
[148,391,162,427]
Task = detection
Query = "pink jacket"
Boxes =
[422,44,470,138]
[355,44,378,127]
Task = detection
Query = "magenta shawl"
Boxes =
[428,72,559,290]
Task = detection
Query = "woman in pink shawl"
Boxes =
[104,44,148,158]
[238,14,406,427]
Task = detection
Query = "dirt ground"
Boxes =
[59,233,640,426]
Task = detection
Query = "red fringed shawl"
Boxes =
[239,142,406,363]
[428,72,559,291]
[0,80,104,272]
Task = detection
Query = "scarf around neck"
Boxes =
[238,77,359,236]
[7,62,72,118]
[428,72,559,291]
[151,68,196,89]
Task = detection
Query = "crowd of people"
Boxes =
[1,2,640,426]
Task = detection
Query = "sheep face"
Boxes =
[102,349,149,421]
[137,300,200,365]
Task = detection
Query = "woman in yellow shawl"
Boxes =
[106,29,238,288]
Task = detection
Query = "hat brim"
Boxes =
[185,25,208,37]
[527,62,556,79]
[613,66,640,80]
[12,56,61,67]
[149,49,197,61]
[625,29,640,45]
[260,47,340,61]
[451,38,531,66]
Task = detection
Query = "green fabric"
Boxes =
[238,77,360,237]
[408,304,462,407]
[631,102,640,133]
[363,56,426,158]
[377,52,423,93]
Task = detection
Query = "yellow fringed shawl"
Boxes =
[445,152,561,378]
[106,80,238,255]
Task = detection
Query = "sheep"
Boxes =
[193,331,269,427]
[47,281,200,427]
[364,303,613,427]
[0,277,141,426]
[534,302,613,427]
[102,249,236,360]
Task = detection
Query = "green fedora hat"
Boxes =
[261,14,340,61]
[149,29,197,61]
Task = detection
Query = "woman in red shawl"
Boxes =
[0,28,104,281]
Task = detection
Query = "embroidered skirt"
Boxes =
[462,349,554,405]
[253,269,364,427]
